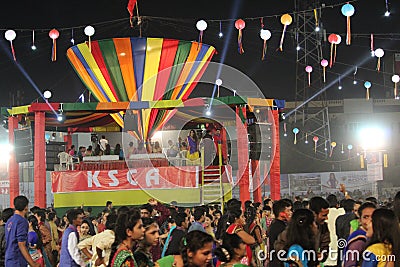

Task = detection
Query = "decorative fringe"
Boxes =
[377,57,381,72]
[329,43,334,68]
[262,40,267,60]
[323,66,326,83]
[10,41,16,61]
[51,39,56,62]
[238,29,244,54]
[346,16,351,45]
[279,25,287,51]
[366,88,370,100]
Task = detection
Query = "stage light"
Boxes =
[296,45,301,51]
[57,114,65,122]
[359,127,385,150]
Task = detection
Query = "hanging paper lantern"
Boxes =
[347,144,353,150]
[84,26,95,52]
[305,66,313,86]
[321,59,328,82]
[5,30,17,61]
[292,127,299,144]
[216,78,222,97]
[49,29,59,61]
[313,136,319,154]
[374,48,384,72]
[196,20,207,43]
[279,14,292,51]
[392,74,400,99]
[329,141,337,157]
[235,19,245,54]
[364,81,372,100]
[328,34,338,68]
[341,3,355,45]
[260,29,271,60]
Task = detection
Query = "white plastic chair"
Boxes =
[58,152,70,170]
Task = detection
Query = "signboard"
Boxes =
[52,166,200,193]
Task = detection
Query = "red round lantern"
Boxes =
[49,29,59,40]
[313,136,319,142]
[328,34,338,44]
[235,19,245,30]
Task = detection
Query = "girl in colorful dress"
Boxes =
[109,209,145,267]
[284,209,318,267]
[28,215,44,267]
[214,233,248,267]
[362,209,400,267]
[134,218,160,267]
[186,130,199,165]
[156,230,213,267]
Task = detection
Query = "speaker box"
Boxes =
[14,126,34,163]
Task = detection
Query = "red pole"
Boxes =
[251,159,262,203]
[236,106,250,202]
[270,110,281,200]
[34,112,46,207]
[8,117,19,207]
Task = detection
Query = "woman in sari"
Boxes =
[186,130,199,165]
[134,218,160,267]
[109,209,145,267]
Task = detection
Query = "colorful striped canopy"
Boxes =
[67,37,216,140]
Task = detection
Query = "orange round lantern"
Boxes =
[235,19,245,30]
[279,14,292,51]
[234,19,245,54]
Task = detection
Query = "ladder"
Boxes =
[201,144,224,211]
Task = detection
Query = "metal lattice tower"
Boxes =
[293,0,331,157]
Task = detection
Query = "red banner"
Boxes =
[52,166,199,193]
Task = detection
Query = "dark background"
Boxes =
[0,0,399,107]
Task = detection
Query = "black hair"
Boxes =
[205,213,213,222]
[114,144,121,156]
[180,231,213,267]
[193,207,205,221]
[81,219,96,236]
[66,209,83,225]
[48,212,56,221]
[368,209,400,267]
[326,194,338,208]
[34,209,46,223]
[214,233,244,263]
[358,202,376,218]
[263,198,272,207]
[272,199,291,218]
[215,199,242,239]
[309,196,329,214]
[213,210,222,216]
[244,200,252,209]
[109,209,142,267]
[263,206,271,212]
[27,215,43,249]
[244,206,256,233]
[106,201,112,207]
[342,199,356,213]
[393,191,400,223]
[293,201,304,211]
[14,195,29,212]
[140,203,153,214]
[105,213,117,230]
[117,206,130,215]
[365,197,378,205]
[173,212,187,227]
[1,208,14,222]
[285,209,317,266]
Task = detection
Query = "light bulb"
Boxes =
[31,45,37,50]
[206,110,211,116]
[385,11,390,17]
[218,32,223,38]
[315,26,320,32]
[284,133,287,137]
[353,80,357,85]
[296,46,301,51]
[338,85,342,90]
[71,38,75,45]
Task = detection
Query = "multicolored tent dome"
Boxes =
[67,37,216,140]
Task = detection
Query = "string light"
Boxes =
[71,28,75,45]
[31,30,37,50]
[338,76,342,90]
[218,21,223,38]
[353,67,357,84]
[384,0,390,16]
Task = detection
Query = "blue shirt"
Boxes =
[284,244,309,267]
[5,214,29,267]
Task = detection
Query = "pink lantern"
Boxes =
[235,19,245,54]
[305,66,313,86]
[313,136,319,153]
[328,33,339,68]
[321,59,328,82]
[49,29,59,61]
[4,30,17,61]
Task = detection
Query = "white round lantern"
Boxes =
[43,90,52,99]
[84,26,95,37]
[392,74,400,83]
[5,30,16,41]
[216,79,222,86]
[196,20,207,31]
[375,48,384,58]
[260,29,271,41]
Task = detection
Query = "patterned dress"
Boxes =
[110,245,138,267]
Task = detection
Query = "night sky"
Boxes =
[0,0,399,107]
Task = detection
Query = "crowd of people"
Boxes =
[1,188,400,267]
